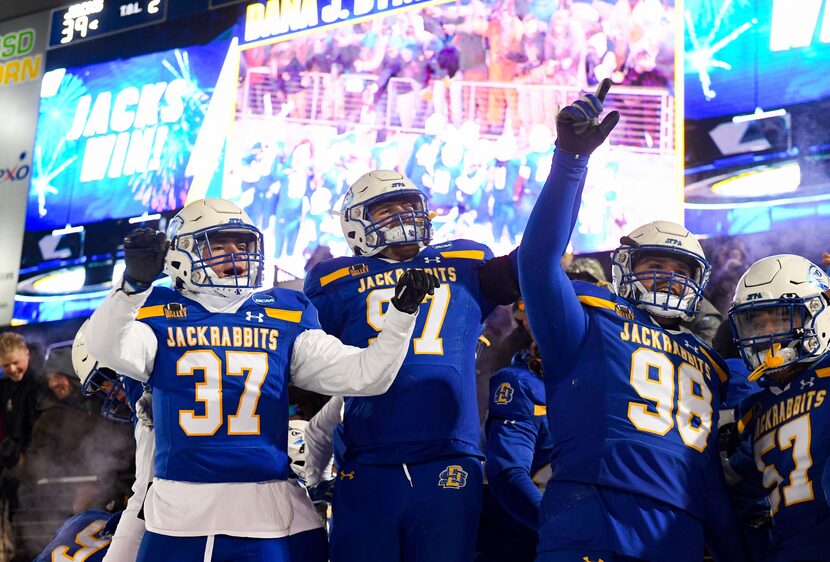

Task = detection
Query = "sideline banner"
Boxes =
[0,12,50,326]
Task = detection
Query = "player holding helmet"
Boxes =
[85,198,433,562]
[517,79,750,561]
[728,254,830,561]
[304,169,519,561]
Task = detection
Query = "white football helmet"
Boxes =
[164,199,264,297]
[611,221,711,321]
[287,419,308,480]
[729,254,830,381]
[72,320,132,423]
[340,170,432,257]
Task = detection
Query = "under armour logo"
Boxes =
[801,377,815,389]
[246,311,264,323]
[339,470,355,480]
[682,340,699,354]
[423,257,441,264]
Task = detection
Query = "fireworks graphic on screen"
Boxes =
[685,0,757,101]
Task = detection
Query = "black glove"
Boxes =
[123,228,168,288]
[391,269,440,314]
[556,78,620,156]
[308,478,335,504]
[0,437,20,469]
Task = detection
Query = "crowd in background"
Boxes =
[0,333,134,561]
[241,0,675,132]
[234,0,675,279]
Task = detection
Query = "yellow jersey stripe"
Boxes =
[577,295,616,311]
[265,308,303,323]
[816,367,830,378]
[440,250,486,260]
[737,407,754,434]
[534,404,547,416]
[136,305,165,320]
[699,347,728,383]
[319,267,351,287]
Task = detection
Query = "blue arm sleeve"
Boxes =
[702,449,753,562]
[517,148,590,374]
[485,417,542,530]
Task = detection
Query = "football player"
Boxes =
[285,419,328,562]
[478,338,551,562]
[728,254,830,561]
[73,320,151,562]
[85,198,434,562]
[517,79,750,561]
[304,169,520,561]
[33,507,116,562]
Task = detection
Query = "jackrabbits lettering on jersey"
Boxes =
[543,280,728,519]
[135,286,320,483]
[304,239,494,464]
[732,355,830,561]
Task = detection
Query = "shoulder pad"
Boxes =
[430,239,494,262]
[304,256,366,294]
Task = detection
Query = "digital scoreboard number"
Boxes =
[49,0,168,49]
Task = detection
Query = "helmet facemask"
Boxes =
[612,245,710,321]
[82,367,133,423]
[167,218,264,297]
[730,298,827,382]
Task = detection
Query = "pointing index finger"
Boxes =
[595,78,612,103]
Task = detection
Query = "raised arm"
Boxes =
[290,270,437,396]
[518,80,619,371]
[87,228,168,382]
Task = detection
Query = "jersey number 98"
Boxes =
[627,348,713,451]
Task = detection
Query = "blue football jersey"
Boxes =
[485,355,553,530]
[34,509,112,562]
[541,281,728,519]
[732,357,830,561]
[304,239,495,464]
[136,286,321,483]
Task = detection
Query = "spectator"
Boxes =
[565,257,607,285]
[0,333,46,500]
[486,0,524,134]
[543,10,586,87]
[680,297,723,347]
[16,347,134,485]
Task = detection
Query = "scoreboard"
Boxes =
[49,0,167,48]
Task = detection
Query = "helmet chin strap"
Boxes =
[748,343,798,382]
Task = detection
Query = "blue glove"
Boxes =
[556,78,620,156]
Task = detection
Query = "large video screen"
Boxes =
[27,41,231,231]
[221,0,679,277]
[15,0,679,324]
[685,0,830,120]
